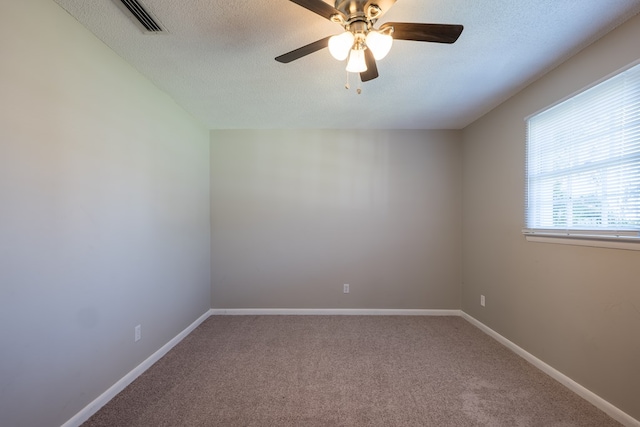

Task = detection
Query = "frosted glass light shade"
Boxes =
[366,31,393,60]
[328,31,355,61]
[346,49,367,72]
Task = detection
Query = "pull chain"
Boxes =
[343,72,362,94]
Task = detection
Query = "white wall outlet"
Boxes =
[134,324,141,342]
[480,295,486,307]
[343,284,350,294]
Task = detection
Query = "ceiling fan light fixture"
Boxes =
[366,30,393,60]
[346,48,367,73]
[328,31,355,61]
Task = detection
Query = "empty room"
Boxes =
[1,0,640,426]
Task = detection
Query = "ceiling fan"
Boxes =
[275,0,464,84]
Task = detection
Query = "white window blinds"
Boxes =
[525,62,640,240]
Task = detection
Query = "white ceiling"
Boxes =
[53,0,640,129]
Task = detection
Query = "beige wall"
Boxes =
[210,130,462,309]
[461,13,640,420]
[0,1,211,426]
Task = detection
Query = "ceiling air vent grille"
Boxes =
[115,0,165,33]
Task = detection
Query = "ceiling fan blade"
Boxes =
[275,36,331,63]
[380,23,464,44]
[288,0,345,21]
[360,48,379,82]
[365,0,397,19]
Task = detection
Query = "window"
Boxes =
[524,62,640,248]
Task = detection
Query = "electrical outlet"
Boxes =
[480,295,486,307]
[135,324,141,342]
[343,284,350,294]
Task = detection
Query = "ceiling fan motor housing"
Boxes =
[334,0,380,27]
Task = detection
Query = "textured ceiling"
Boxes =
[53,0,640,129]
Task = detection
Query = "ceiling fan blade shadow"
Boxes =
[275,36,331,63]
[289,0,345,21]
[365,0,397,19]
[380,23,464,43]
[360,48,379,82]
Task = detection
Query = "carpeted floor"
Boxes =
[83,316,620,426]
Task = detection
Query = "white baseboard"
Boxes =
[210,308,461,316]
[62,309,212,427]
[460,311,639,427]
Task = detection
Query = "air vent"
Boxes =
[114,0,165,33]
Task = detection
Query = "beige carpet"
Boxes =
[83,316,620,426]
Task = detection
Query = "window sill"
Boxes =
[523,232,640,251]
